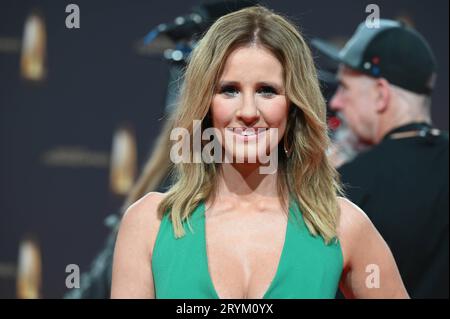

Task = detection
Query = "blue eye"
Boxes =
[219,85,239,97]
[257,86,277,97]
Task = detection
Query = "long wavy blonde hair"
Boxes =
[158,5,343,244]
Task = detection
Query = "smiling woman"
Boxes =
[111,5,409,299]
[212,46,286,172]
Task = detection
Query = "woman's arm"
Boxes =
[111,192,164,298]
[337,197,410,298]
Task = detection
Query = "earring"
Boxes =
[283,132,293,157]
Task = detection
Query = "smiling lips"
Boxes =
[226,127,269,136]
[225,127,270,141]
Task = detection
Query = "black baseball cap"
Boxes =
[312,19,437,95]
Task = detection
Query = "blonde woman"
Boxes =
[111,6,409,299]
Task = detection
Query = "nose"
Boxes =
[236,92,260,125]
[329,90,344,112]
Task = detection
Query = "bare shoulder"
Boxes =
[119,191,167,254]
[111,191,167,298]
[336,196,372,238]
[122,191,166,225]
[336,196,377,268]
[335,197,409,298]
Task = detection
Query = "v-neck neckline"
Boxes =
[200,200,291,299]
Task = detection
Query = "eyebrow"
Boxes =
[217,80,284,92]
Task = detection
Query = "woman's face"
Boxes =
[211,45,289,165]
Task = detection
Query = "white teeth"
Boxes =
[242,130,255,136]
[227,128,268,136]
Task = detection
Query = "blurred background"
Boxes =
[0,0,448,298]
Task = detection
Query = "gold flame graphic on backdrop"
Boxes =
[16,236,42,299]
[20,10,47,81]
[110,125,137,196]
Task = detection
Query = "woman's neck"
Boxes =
[215,163,280,202]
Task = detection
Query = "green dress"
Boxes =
[152,198,343,298]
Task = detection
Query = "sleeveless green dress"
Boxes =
[151,198,343,298]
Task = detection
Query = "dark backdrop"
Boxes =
[0,0,448,298]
